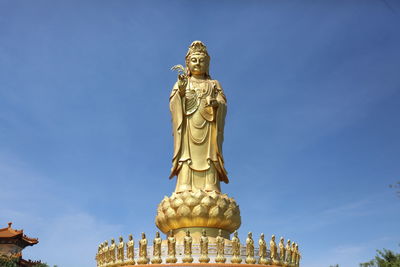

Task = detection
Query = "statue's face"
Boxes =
[188,53,208,76]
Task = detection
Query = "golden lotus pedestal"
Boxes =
[155,190,241,236]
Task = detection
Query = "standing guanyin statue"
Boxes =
[169,40,228,193]
[156,40,241,238]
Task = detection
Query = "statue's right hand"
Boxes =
[177,74,187,96]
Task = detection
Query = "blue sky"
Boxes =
[1,0,400,266]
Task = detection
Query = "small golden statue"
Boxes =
[116,236,125,266]
[215,229,226,263]
[258,233,268,265]
[270,235,279,265]
[285,240,291,265]
[137,233,149,264]
[109,238,117,266]
[245,232,256,264]
[166,230,177,264]
[199,229,210,263]
[96,243,102,267]
[182,230,193,263]
[151,232,162,264]
[279,237,286,266]
[231,230,242,264]
[103,241,109,266]
[125,234,135,265]
[295,244,301,266]
[290,242,296,266]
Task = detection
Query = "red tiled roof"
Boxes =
[0,222,38,247]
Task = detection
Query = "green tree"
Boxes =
[360,248,400,267]
[0,255,18,267]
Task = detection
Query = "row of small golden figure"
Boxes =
[96,229,301,267]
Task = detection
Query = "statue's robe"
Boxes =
[169,78,228,192]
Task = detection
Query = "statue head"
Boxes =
[169,230,174,237]
[218,229,222,236]
[202,229,206,236]
[186,230,190,236]
[156,231,160,238]
[234,230,238,237]
[260,233,264,240]
[287,239,291,245]
[119,236,123,242]
[141,232,146,239]
[280,237,284,243]
[111,238,115,244]
[271,234,275,241]
[129,234,133,241]
[292,242,296,248]
[248,232,252,238]
[105,240,108,246]
[185,41,211,78]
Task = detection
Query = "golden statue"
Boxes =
[258,233,268,265]
[285,240,291,264]
[290,242,296,266]
[96,244,102,267]
[215,229,226,263]
[151,232,162,264]
[231,230,242,264]
[169,40,228,193]
[245,232,256,264]
[109,238,117,266]
[126,234,135,265]
[137,233,149,264]
[295,244,301,266]
[116,236,124,266]
[102,241,108,267]
[182,230,193,263]
[199,229,210,263]
[270,235,279,265]
[156,41,241,238]
[279,237,286,265]
[166,230,177,264]
[103,240,109,266]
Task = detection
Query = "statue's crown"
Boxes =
[186,40,209,58]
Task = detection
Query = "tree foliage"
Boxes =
[360,248,400,267]
[0,255,51,267]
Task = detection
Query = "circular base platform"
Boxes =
[125,264,283,267]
